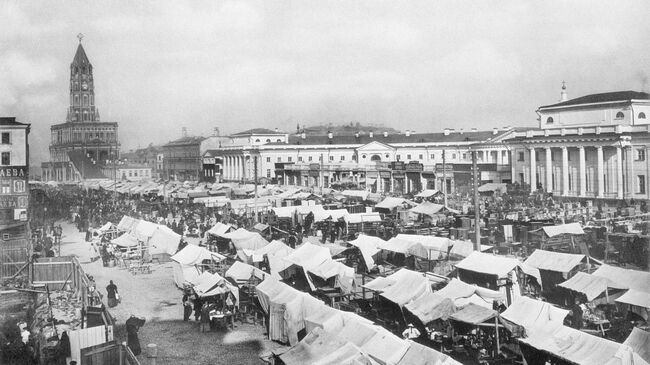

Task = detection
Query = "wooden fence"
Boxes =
[0,239,29,279]
[80,341,141,365]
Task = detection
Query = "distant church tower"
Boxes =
[67,35,100,123]
[41,34,120,182]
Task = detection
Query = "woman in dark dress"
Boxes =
[126,316,146,356]
[106,280,118,308]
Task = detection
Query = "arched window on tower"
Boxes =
[255,139,260,142]
[74,95,79,106]
[546,117,554,124]
[639,112,647,119]
[83,95,88,106]
[615,111,625,119]
[83,111,88,121]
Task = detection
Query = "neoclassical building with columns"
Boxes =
[506,89,650,200]
[212,128,514,194]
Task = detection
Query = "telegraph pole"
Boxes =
[253,156,259,223]
[442,149,447,208]
[472,149,480,250]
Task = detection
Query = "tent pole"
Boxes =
[495,316,500,355]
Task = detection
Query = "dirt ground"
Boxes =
[58,221,287,365]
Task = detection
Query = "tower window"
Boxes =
[639,112,647,119]
[1,133,10,144]
[546,117,554,124]
[1,152,10,165]
[255,139,260,142]
[615,111,625,119]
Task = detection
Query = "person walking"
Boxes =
[182,291,193,321]
[106,280,119,308]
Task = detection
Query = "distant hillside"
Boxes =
[299,122,401,135]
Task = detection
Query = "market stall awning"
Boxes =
[592,264,650,293]
[345,212,383,224]
[448,240,494,259]
[112,233,139,247]
[171,244,225,265]
[523,249,585,273]
[347,235,384,270]
[415,189,440,198]
[225,261,267,282]
[558,272,627,301]
[363,269,432,306]
[541,222,585,237]
[409,201,445,216]
[435,278,505,307]
[520,325,649,365]
[449,303,499,325]
[206,222,233,237]
[149,225,181,255]
[500,296,568,337]
[455,251,519,278]
[616,290,650,309]
[283,242,331,271]
[624,328,650,365]
[404,292,456,325]
[477,183,507,193]
[252,240,293,262]
[340,190,369,200]
[375,197,415,210]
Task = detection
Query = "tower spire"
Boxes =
[560,81,568,102]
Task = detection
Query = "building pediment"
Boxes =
[356,141,395,152]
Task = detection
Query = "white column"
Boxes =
[616,147,624,199]
[510,150,516,184]
[545,147,553,193]
[529,148,537,191]
[628,147,635,198]
[562,147,569,196]
[579,147,586,196]
[597,146,605,197]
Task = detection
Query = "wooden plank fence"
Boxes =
[80,341,141,365]
[0,243,29,279]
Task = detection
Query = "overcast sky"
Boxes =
[1,0,650,166]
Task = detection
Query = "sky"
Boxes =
[1,0,650,168]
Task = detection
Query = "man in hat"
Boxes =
[402,323,421,339]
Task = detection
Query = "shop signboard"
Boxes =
[0,166,28,225]
[405,162,423,172]
[392,171,405,178]
[390,161,405,170]
[434,164,454,174]
[379,171,391,178]
[309,163,320,170]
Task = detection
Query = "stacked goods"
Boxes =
[29,290,82,362]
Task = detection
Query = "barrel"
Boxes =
[146,343,158,358]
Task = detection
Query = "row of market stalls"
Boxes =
[256,276,461,365]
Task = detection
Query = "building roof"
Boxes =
[0,117,29,127]
[231,128,284,136]
[269,130,508,146]
[163,136,205,147]
[540,90,650,109]
[72,43,90,66]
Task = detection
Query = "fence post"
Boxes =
[118,342,124,365]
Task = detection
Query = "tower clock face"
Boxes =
[81,82,88,90]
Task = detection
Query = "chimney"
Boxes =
[459,128,464,135]
[405,130,410,137]
[213,127,220,137]
[383,131,388,137]
[354,131,360,139]
[327,131,333,139]
[301,131,306,139]
[444,128,450,136]
[492,128,498,135]
[275,127,279,133]
[369,131,374,138]
[560,81,568,102]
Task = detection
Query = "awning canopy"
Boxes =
[345,212,383,224]
[252,240,293,262]
[363,269,432,306]
[170,244,225,265]
[541,222,585,237]
[500,296,569,337]
[206,222,233,237]
[616,290,650,309]
[592,264,650,293]
[340,190,369,200]
[477,183,507,193]
[375,197,415,210]
[347,235,384,270]
[449,303,499,325]
[409,201,445,216]
[623,328,650,365]
[435,278,505,307]
[112,233,139,247]
[149,225,181,255]
[415,189,440,198]
[404,292,456,325]
[524,249,585,273]
[455,251,519,278]
[448,240,493,259]
[225,261,267,282]
[558,272,627,301]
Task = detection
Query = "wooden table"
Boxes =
[210,312,234,330]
